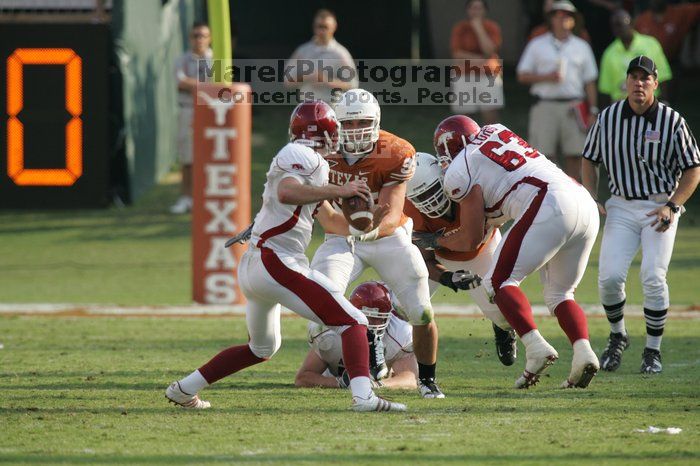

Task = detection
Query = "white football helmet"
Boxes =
[406,152,451,218]
[334,88,381,155]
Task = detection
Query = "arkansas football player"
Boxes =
[295,281,418,390]
[405,151,517,366]
[440,115,600,390]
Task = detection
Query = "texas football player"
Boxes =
[405,150,517,366]
[311,88,444,399]
[295,281,418,390]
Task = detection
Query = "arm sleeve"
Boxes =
[674,118,700,170]
[582,117,602,163]
[581,42,598,83]
[487,21,502,50]
[174,54,187,81]
[443,163,471,202]
[516,41,535,74]
[386,141,416,184]
[275,145,321,185]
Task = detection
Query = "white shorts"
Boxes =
[238,246,367,359]
[428,229,510,329]
[311,222,433,325]
[484,184,599,313]
[177,106,194,164]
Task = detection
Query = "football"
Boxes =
[341,196,374,231]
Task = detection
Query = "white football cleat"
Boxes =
[165,381,211,409]
[515,332,559,389]
[352,394,407,412]
[561,339,600,389]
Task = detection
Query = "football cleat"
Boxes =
[418,378,445,399]
[165,381,211,409]
[352,394,407,412]
[493,324,517,366]
[640,347,662,374]
[561,339,600,389]
[515,339,558,389]
[600,332,629,372]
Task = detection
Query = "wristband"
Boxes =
[349,226,380,241]
[665,201,680,214]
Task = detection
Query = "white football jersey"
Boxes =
[307,313,413,377]
[250,143,329,255]
[443,124,574,221]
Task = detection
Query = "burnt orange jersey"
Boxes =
[404,201,496,262]
[326,130,416,228]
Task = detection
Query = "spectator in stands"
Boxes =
[598,9,672,107]
[529,0,591,43]
[517,0,598,180]
[285,9,357,104]
[450,0,504,124]
[170,21,213,215]
[634,0,700,102]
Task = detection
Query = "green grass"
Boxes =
[1,176,698,306]
[1,315,699,465]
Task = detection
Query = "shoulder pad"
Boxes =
[275,143,321,177]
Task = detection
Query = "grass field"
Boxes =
[1,315,699,465]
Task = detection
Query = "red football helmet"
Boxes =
[433,115,481,167]
[349,281,392,334]
[289,100,340,155]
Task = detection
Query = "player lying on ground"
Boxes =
[311,89,445,399]
[438,115,600,389]
[296,281,418,390]
[166,100,406,412]
[405,148,517,366]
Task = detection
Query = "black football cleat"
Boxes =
[600,332,629,372]
[493,323,517,366]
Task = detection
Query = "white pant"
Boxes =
[428,229,510,329]
[598,196,679,310]
[484,185,599,313]
[311,223,433,325]
[238,247,367,359]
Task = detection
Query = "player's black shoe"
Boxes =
[418,378,445,399]
[640,347,662,374]
[600,332,629,372]
[493,323,517,366]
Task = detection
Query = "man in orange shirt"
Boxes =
[635,0,700,62]
[635,0,700,103]
[450,0,504,124]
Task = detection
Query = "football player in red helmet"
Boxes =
[296,281,418,390]
[167,102,408,413]
[433,115,481,169]
[288,100,340,156]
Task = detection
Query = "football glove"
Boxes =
[412,228,445,250]
[439,270,482,292]
[224,222,254,248]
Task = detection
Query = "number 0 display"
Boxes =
[6,48,82,186]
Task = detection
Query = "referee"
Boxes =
[582,55,700,374]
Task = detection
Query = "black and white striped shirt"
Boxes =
[582,99,700,199]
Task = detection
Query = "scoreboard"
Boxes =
[0,23,110,208]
